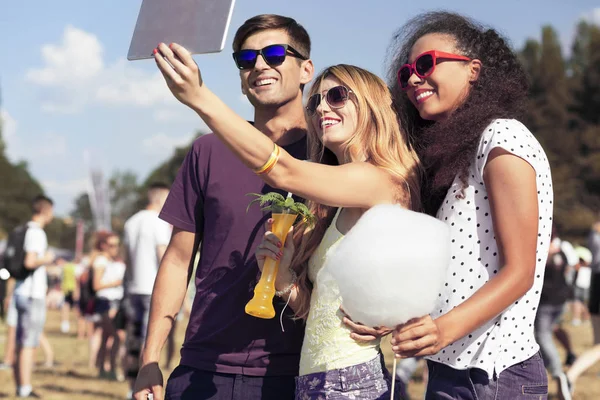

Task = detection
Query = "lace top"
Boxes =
[299,208,381,375]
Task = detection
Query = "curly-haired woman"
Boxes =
[387,11,554,400]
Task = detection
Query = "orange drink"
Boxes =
[245,209,298,319]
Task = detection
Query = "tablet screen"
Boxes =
[127,0,236,61]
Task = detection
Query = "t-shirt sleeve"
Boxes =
[475,119,548,181]
[159,137,207,232]
[93,255,109,270]
[23,228,46,254]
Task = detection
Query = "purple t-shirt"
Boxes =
[159,133,307,376]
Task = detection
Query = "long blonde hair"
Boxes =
[291,64,422,319]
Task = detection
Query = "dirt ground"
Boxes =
[0,308,598,399]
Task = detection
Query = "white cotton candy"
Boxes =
[323,204,451,328]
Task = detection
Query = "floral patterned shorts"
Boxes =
[295,354,405,399]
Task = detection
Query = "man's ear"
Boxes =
[241,82,247,96]
[469,59,482,83]
[300,59,315,86]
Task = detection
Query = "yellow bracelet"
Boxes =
[254,143,281,175]
[259,147,280,175]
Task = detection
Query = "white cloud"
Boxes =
[558,8,600,57]
[26,25,178,113]
[95,59,175,106]
[142,133,192,156]
[1,109,68,161]
[154,109,182,122]
[42,178,89,197]
[584,8,600,25]
[29,133,68,158]
[40,102,82,115]
[26,25,103,86]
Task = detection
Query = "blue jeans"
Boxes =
[124,294,152,342]
[123,294,152,379]
[534,304,565,377]
[165,365,296,400]
[426,352,548,399]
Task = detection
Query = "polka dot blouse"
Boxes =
[426,119,553,377]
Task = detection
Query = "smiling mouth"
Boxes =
[253,78,277,88]
[320,118,341,129]
[415,90,435,104]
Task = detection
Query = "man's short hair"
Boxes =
[232,14,311,59]
[148,182,170,191]
[32,195,54,215]
[147,182,170,204]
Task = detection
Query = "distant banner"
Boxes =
[87,169,112,232]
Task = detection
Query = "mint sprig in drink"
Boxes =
[245,192,315,319]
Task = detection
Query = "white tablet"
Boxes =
[127,0,236,61]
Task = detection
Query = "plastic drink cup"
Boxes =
[245,207,297,319]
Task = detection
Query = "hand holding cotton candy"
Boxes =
[323,204,451,328]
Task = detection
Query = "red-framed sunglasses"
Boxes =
[397,50,471,90]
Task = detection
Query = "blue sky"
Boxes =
[1,0,599,215]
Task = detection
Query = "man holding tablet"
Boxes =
[133,13,314,400]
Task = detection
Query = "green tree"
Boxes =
[69,193,94,253]
[138,130,206,208]
[570,21,600,217]
[0,157,45,238]
[70,193,93,230]
[520,27,582,237]
[109,170,141,234]
[45,218,77,251]
[0,87,5,156]
[571,22,600,127]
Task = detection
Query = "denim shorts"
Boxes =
[295,354,405,400]
[123,294,152,342]
[15,295,47,348]
[94,297,120,315]
[425,352,548,400]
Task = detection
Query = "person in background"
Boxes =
[566,217,600,395]
[12,195,55,398]
[77,254,96,341]
[122,182,171,398]
[535,227,577,400]
[60,257,80,334]
[90,231,125,379]
[549,229,580,368]
[0,278,17,370]
[571,246,592,326]
[395,357,424,400]
[112,257,129,383]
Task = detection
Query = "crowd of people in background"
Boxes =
[0,184,197,399]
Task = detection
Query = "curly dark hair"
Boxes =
[386,11,529,215]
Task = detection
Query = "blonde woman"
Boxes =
[255,65,421,398]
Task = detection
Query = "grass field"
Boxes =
[0,308,598,399]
